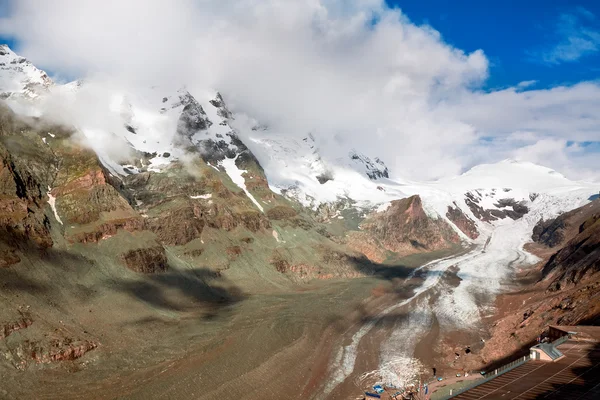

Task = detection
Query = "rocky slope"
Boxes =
[466,199,600,372]
[0,45,598,398]
[541,204,600,292]
[347,195,460,263]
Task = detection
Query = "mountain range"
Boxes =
[0,44,598,399]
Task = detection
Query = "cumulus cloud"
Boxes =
[0,0,599,181]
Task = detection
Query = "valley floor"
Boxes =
[0,246,459,400]
[0,221,568,400]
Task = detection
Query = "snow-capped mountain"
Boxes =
[1,45,599,399]
[0,44,52,99]
[0,44,597,237]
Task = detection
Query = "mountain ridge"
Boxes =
[0,44,598,399]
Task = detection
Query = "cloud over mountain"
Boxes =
[1,0,598,181]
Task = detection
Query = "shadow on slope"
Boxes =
[1,236,246,320]
[348,254,414,280]
[111,268,246,317]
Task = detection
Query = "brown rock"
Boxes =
[0,247,20,267]
[226,246,242,259]
[0,149,53,250]
[147,206,204,246]
[67,217,145,244]
[1,315,33,339]
[266,205,298,220]
[121,245,168,273]
[446,202,479,239]
[353,195,459,258]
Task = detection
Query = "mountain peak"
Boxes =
[0,44,53,99]
[442,159,573,192]
[348,150,389,180]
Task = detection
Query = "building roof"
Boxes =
[453,340,600,399]
[531,343,563,361]
[550,325,600,342]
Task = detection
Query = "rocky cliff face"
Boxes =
[0,107,53,263]
[348,195,460,262]
[532,217,566,247]
[348,151,389,180]
[446,202,479,239]
[464,190,529,223]
[531,199,600,250]
[542,208,600,291]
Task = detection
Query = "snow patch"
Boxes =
[190,194,212,199]
[47,187,63,225]
[219,155,264,212]
[207,162,220,172]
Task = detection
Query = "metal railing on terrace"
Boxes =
[441,334,570,399]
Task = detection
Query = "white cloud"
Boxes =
[517,80,537,89]
[536,11,600,64]
[0,0,599,182]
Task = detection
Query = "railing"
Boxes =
[482,355,529,379]
[441,335,570,399]
[440,355,530,399]
[552,335,569,347]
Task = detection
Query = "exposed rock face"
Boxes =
[1,313,33,339]
[579,213,600,233]
[0,147,52,250]
[345,232,388,263]
[54,169,122,225]
[146,206,205,246]
[121,245,169,273]
[464,192,495,222]
[465,191,529,222]
[68,217,145,244]
[209,92,233,120]
[349,151,389,180]
[174,91,212,139]
[352,195,460,260]
[13,338,99,367]
[543,212,600,291]
[0,247,20,267]
[45,340,98,362]
[124,163,271,245]
[316,171,333,184]
[446,202,479,239]
[532,217,566,247]
[270,250,290,272]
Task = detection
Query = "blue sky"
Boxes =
[386,0,600,90]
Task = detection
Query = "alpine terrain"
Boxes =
[0,44,598,400]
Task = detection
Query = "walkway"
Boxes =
[452,340,600,399]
